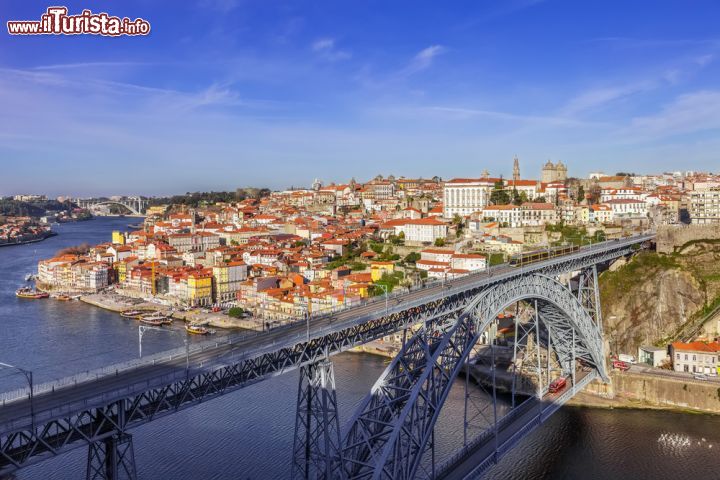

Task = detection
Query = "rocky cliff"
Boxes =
[600,240,720,354]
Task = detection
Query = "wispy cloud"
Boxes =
[629,90,720,138]
[457,0,547,30]
[561,83,653,116]
[33,62,150,71]
[311,38,351,61]
[198,0,241,13]
[400,45,446,76]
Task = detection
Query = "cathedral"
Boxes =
[541,160,568,183]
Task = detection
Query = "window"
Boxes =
[685,354,688,361]
[676,353,680,360]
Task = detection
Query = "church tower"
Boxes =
[512,155,520,182]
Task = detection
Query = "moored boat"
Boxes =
[120,309,144,319]
[55,294,71,301]
[185,324,213,335]
[15,287,49,299]
[140,317,165,326]
[140,311,168,325]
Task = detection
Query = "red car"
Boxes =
[612,360,630,371]
[548,377,567,394]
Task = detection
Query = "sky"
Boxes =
[1,0,720,197]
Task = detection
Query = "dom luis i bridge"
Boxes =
[0,234,654,480]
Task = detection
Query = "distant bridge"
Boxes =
[75,197,148,215]
[0,235,654,479]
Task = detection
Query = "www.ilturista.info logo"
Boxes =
[7,7,151,36]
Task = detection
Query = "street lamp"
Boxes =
[0,362,34,430]
[376,284,389,316]
[138,325,190,372]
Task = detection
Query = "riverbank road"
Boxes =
[626,364,720,384]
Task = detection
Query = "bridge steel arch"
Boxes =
[339,273,605,480]
[84,201,142,216]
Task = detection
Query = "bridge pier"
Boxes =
[291,357,341,480]
[86,433,137,480]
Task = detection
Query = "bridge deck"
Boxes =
[0,235,651,438]
[438,370,597,480]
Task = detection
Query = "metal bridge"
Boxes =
[0,234,654,479]
[75,197,148,215]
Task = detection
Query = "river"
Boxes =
[1,217,718,479]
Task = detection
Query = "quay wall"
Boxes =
[578,370,720,414]
[656,225,720,254]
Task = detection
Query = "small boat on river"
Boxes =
[140,311,168,326]
[185,324,213,335]
[16,287,49,299]
[120,309,144,319]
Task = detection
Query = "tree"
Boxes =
[535,196,547,203]
[228,307,245,318]
[512,188,522,206]
[434,238,446,247]
[404,252,420,264]
[577,185,585,202]
[490,180,510,205]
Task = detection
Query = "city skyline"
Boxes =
[2,0,720,196]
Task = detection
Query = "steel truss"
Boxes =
[86,432,136,480]
[292,356,342,480]
[0,239,640,477]
[339,273,606,480]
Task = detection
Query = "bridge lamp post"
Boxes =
[376,283,389,316]
[138,325,190,372]
[0,362,34,430]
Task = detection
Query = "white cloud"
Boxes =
[311,38,351,61]
[629,90,720,137]
[312,38,335,52]
[409,45,446,72]
[199,0,240,13]
[561,83,651,116]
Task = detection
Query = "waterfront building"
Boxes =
[670,341,720,375]
[212,261,248,303]
[187,269,213,306]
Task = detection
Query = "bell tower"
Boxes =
[512,155,520,182]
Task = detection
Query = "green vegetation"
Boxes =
[404,252,420,264]
[150,188,271,207]
[325,242,366,270]
[369,242,385,254]
[546,222,605,246]
[488,253,505,266]
[489,180,510,205]
[434,238,446,247]
[388,233,405,246]
[373,271,405,294]
[0,198,78,217]
[228,307,245,318]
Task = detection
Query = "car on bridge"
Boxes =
[548,377,567,394]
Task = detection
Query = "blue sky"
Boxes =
[1,0,720,196]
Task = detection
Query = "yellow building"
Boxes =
[187,270,213,306]
[111,230,126,245]
[370,261,395,282]
[145,205,168,216]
